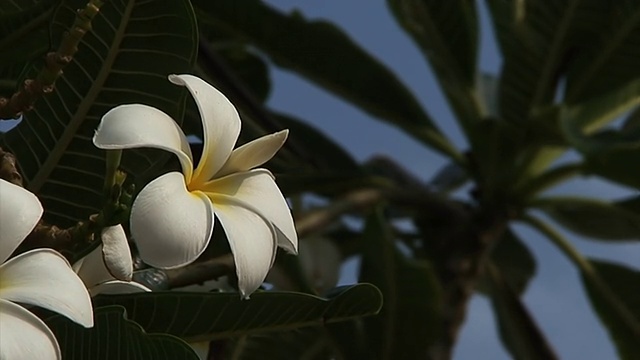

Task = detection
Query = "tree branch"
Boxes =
[0,0,105,119]
[0,147,23,186]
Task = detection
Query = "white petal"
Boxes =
[169,74,241,182]
[0,299,60,360]
[101,225,133,281]
[204,169,298,254]
[93,104,194,181]
[210,196,277,297]
[0,180,43,263]
[72,245,113,289]
[189,342,210,360]
[90,280,151,296]
[0,249,93,328]
[130,172,214,269]
[216,130,289,178]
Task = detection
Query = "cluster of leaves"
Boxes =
[2,0,640,359]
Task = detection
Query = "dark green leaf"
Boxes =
[1,0,197,226]
[581,260,640,360]
[429,161,469,193]
[46,306,198,360]
[387,0,480,132]
[479,72,499,117]
[355,207,442,359]
[486,264,558,360]
[273,112,359,173]
[0,0,54,54]
[583,148,640,189]
[212,45,271,103]
[479,228,536,295]
[224,327,337,360]
[276,172,378,197]
[560,78,640,145]
[192,0,460,160]
[469,119,523,200]
[533,197,640,241]
[487,0,581,123]
[617,196,640,214]
[566,2,640,103]
[623,105,640,132]
[0,0,55,96]
[93,284,382,342]
[558,79,640,188]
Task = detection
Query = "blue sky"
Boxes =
[264,1,640,359]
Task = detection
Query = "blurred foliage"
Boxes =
[2,0,640,359]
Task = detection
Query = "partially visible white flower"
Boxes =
[73,225,150,296]
[189,342,210,360]
[0,180,93,360]
[93,74,298,297]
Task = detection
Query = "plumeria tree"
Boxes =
[1,0,640,359]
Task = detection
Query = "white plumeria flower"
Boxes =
[73,225,150,296]
[0,180,94,360]
[93,74,298,297]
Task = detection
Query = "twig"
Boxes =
[163,181,467,289]
[165,254,236,289]
[0,0,105,119]
[0,147,23,186]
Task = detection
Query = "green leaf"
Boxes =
[532,197,640,241]
[210,45,271,103]
[479,72,499,117]
[480,228,536,295]
[46,306,198,360]
[617,196,640,214]
[0,0,54,54]
[514,161,582,201]
[0,0,55,96]
[276,173,379,197]
[192,0,460,161]
[558,79,640,188]
[356,207,442,359]
[561,78,640,141]
[581,260,640,360]
[623,105,640,132]
[93,284,382,342]
[387,0,481,133]
[468,119,523,201]
[224,327,337,360]
[486,264,558,360]
[522,215,640,360]
[583,148,640,189]
[487,0,581,123]
[1,0,197,226]
[273,112,359,173]
[428,161,469,193]
[565,2,640,103]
